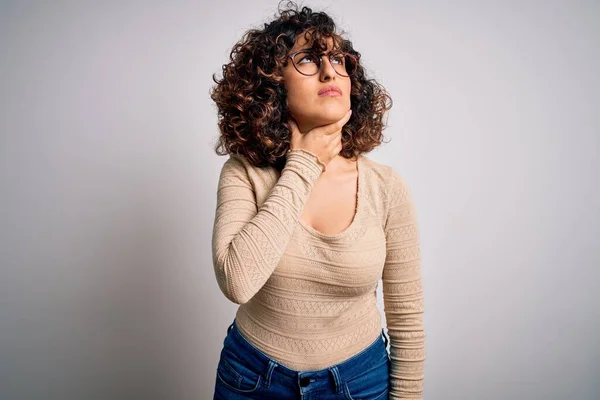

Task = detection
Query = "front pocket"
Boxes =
[216,357,262,393]
[344,383,388,400]
[343,357,389,400]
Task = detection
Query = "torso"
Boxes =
[299,156,359,236]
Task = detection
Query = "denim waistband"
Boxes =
[223,319,390,394]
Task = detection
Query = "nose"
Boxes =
[319,54,336,81]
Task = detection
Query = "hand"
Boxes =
[287,109,352,169]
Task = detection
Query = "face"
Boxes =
[282,31,352,133]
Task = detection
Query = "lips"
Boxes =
[318,85,342,96]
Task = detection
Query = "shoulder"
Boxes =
[219,154,270,177]
[221,153,248,170]
[216,155,248,185]
[360,154,409,198]
[218,154,279,199]
[361,156,417,232]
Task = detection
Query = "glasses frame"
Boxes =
[287,49,358,77]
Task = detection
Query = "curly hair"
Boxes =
[210,0,393,171]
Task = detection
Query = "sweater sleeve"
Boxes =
[382,169,426,399]
[211,150,323,304]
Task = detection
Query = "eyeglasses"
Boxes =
[287,49,358,77]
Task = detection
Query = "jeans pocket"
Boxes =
[343,356,389,400]
[216,348,262,394]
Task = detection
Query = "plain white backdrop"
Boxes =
[1,1,598,399]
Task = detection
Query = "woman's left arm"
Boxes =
[382,169,426,399]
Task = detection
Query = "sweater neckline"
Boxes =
[298,154,362,240]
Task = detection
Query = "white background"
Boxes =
[1,1,598,398]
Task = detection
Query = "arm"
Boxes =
[382,169,426,399]
[211,149,323,304]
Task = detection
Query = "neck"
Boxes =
[291,118,354,174]
[294,120,324,135]
[323,154,357,176]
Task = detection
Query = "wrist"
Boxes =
[286,149,327,172]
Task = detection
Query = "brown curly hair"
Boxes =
[210,0,393,171]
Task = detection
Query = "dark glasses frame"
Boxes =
[287,49,359,77]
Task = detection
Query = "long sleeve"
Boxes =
[211,150,323,304]
[382,169,426,399]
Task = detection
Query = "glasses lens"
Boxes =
[292,51,358,77]
[292,51,319,75]
[330,52,356,77]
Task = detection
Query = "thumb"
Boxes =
[288,118,298,130]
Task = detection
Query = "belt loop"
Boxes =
[263,360,278,387]
[328,366,343,395]
[382,328,389,348]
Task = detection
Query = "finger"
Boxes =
[331,129,343,144]
[288,118,297,132]
[329,133,343,153]
[288,120,300,141]
[335,143,342,154]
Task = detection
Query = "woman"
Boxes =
[209,2,425,399]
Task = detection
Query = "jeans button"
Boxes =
[299,377,311,387]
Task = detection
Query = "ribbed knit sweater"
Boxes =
[211,149,425,398]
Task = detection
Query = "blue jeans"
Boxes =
[213,319,390,399]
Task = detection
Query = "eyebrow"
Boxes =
[295,48,341,54]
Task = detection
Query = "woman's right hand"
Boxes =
[287,109,352,170]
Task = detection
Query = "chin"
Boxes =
[290,103,350,126]
[314,106,349,123]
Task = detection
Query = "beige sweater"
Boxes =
[212,149,425,398]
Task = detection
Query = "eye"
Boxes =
[330,53,345,65]
[298,53,317,64]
